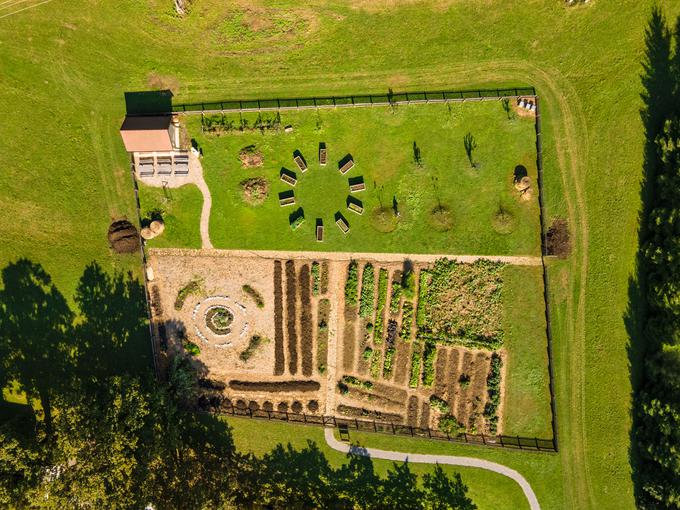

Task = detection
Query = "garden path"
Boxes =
[324,427,541,510]
[150,248,542,266]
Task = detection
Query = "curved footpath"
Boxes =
[324,428,541,510]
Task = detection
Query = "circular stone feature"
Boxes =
[205,306,234,335]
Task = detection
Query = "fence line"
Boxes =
[215,405,556,453]
[170,87,537,115]
[533,100,559,452]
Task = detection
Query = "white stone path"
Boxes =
[324,428,541,510]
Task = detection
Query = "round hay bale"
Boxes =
[150,220,165,235]
[140,227,155,240]
[108,220,140,253]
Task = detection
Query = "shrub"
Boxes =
[344,260,359,306]
[242,284,264,308]
[389,271,403,315]
[184,340,200,356]
[175,278,202,310]
[239,335,268,362]
[341,375,373,391]
[459,374,471,388]
[402,268,416,300]
[373,268,389,344]
[312,261,320,295]
[400,302,415,342]
[409,343,422,388]
[429,395,451,414]
[362,346,373,360]
[483,353,503,434]
[439,414,465,436]
[359,263,375,318]
[421,340,437,387]
[382,347,395,378]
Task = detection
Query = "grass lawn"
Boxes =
[182,103,541,255]
[3,0,679,508]
[225,416,531,510]
[501,265,552,438]
[138,184,203,249]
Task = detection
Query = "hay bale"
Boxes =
[108,220,139,253]
[140,227,155,240]
[514,176,531,192]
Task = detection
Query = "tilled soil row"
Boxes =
[340,387,404,411]
[273,260,285,375]
[420,400,431,429]
[316,299,330,373]
[456,350,475,424]
[434,347,449,398]
[285,260,299,375]
[447,348,461,412]
[469,352,490,431]
[342,306,357,372]
[299,264,313,377]
[229,380,321,392]
[337,404,403,424]
[407,395,419,427]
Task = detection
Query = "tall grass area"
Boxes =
[2,1,679,508]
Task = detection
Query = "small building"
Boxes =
[120,115,189,179]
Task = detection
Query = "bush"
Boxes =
[184,340,200,356]
[421,341,437,387]
[341,375,373,391]
[239,335,268,362]
[175,279,202,310]
[483,353,503,434]
[402,268,416,300]
[362,346,373,360]
[242,284,264,308]
[429,395,451,414]
[373,268,389,344]
[408,343,422,388]
[439,414,465,436]
[359,263,375,318]
[344,260,359,306]
[312,261,320,296]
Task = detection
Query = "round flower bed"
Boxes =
[205,306,234,335]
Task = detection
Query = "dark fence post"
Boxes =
[303,413,307,423]
[517,435,522,450]
[481,433,486,445]
[373,420,377,432]
[355,418,359,429]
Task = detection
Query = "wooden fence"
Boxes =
[171,87,537,115]
[217,404,557,452]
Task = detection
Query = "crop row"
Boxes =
[317,299,330,374]
[359,263,375,319]
[421,341,437,387]
[409,342,423,388]
[389,271,403,315]
[373,268,389,345]
[285,260,298,375]
[273,261,285,375]
[299,264,313,377]
[336,404,403,424]
[344,260,359,306]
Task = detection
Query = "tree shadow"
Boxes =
[625,7,678,507]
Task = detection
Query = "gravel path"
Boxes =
[324,428,540,510]
[149,248,541,266]
[194,174,213,249]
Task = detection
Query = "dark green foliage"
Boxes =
[416,270,430,327]
[374,268,389,344]
[422,341,437,387]
[242,284,265,308]
[439,414,465,436]
[402,268,416,300]
[341,375,374,391]
[239,335,268,362]
[400,302,415,342]
[633,11,680,508]
[312,261,320,296]
[344,260,359,306]
[483,353,502,434]
[418,259,504,349]
[175,279,202,310]
[370,349,382,378]
[409,342,422,388]
[429,395,451,414]
[184,340,201,356]
[359,263,375,318]
[389,271,403,315]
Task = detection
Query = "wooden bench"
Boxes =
[294,155,307,173]
[319,147,327,166]
[339,159,354,174]
[316,224,324,242]
[279,196,296,207]
[280,173,297,186]
[347,201,364,215]
[349,182,365,193]
[336,216,350,234]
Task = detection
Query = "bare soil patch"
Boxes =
[239,145,264,167]
[108,219,139,253]
[547,218,571,258]
[240,177,269,205]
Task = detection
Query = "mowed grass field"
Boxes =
[3,0,680,508]
[145,103,541,254]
